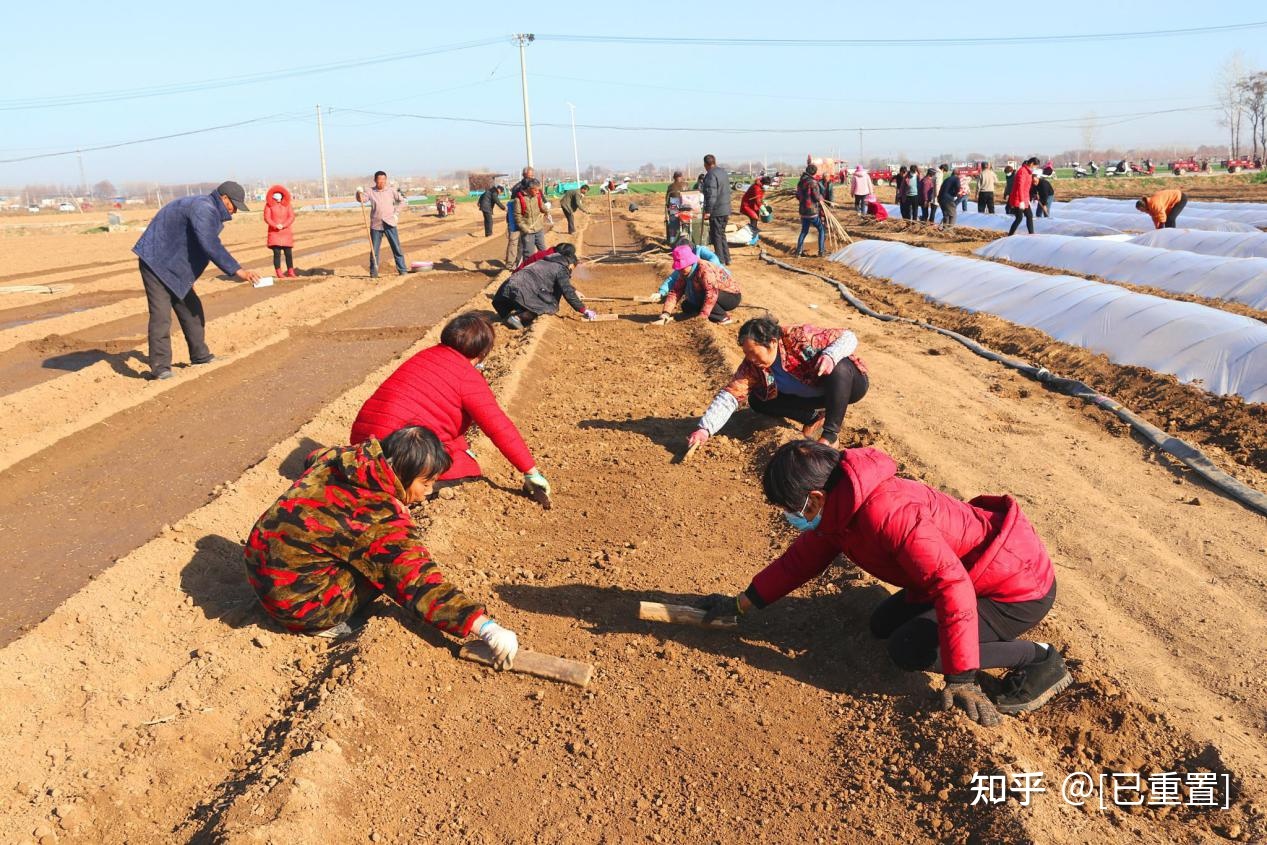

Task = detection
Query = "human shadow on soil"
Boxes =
[42,346,147,379]
[497,581,930,701]
[278,437,325,481]
[579,411,788,455]
[180,534,269,631]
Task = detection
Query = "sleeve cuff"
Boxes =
[743,584,769,610]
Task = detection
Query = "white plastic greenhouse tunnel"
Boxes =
[974,234,1267,310]
[879,204,1121,236]
[828,240,1267,403]
[1051,200,1266,227]
[1042,206,1258,233]
[1069,196,1267,228]
[1128,229,1267,259]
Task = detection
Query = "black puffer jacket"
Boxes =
[496,254,585,317]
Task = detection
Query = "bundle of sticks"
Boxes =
[766,188,853,254]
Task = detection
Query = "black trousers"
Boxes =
[1008,205,1035,235]
[870,581,1055,675]
[563,207,576,234]
[708,215,731,264]
[1164,193,1189,228]
[140,259,210,374]
[270,246,293,270]
[680,290,741,323]
[977,192,995,214]
[482,210,494,237]
[749,356,868,443]
[1035,201,1050,218]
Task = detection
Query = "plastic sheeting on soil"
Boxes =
[880,204,1121,236]
[1060,199,1267,228]
[829,240,1267,403]
[1070,196,1267,228]
[975,234,1267,310]
[1128,229,1267,259]
[1043,206,1258,233]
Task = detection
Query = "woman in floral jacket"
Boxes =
[687,316,869,448]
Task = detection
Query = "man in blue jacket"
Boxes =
[132,181,259,380]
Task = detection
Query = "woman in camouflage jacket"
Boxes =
[243,426,518,665]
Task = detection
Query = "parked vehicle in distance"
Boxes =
[1221,156,1261,173]
[27,205,40,214]
[1169,157,1205,176]
[58,202,76,212]
[868,166,894,186]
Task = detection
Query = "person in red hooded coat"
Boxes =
[697,441,1070,727]
[351,313,552,500]
[264,184,297,277]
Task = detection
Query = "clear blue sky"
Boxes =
[2,0,1265,187]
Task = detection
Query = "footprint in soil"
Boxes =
[580,412,787,456]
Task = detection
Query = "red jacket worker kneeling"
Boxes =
[697,441,1071,727]
[351,313,551,499]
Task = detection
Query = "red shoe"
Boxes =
[286,268,298,278]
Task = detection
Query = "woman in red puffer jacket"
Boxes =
[264,184,297,277]
[351,313,551,500]
[696,441,1070,728]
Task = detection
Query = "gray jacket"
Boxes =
[701,166,731,215]
[498,255,585,316]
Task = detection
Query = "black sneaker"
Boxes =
[994,646,1072,715]
[191,354,216,366]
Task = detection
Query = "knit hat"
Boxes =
[671,244,699,271]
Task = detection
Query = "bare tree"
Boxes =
[1238,71,1267,162]
[1216,51,1247,157]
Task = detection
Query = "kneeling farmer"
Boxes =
[698,441,1069,726]
[243,426,518,667]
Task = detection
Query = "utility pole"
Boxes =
[316,104,331,210]
[76,149,86,198]
[857,129,864,165]
[566,102,580,185]
[514,34,536,168]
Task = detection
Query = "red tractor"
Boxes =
[953,162,983,179]
[868,165,894,185]
[1169,157,1201,176]
[1222,156,1259,173]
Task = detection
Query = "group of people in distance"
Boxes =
[239,154,1073,728]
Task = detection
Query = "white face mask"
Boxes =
[272,193,283,202]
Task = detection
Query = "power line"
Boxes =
[534,22,1267,48]
[529,71,1209,108]
[0,114,297,163]
[334,104,1218,135]
[0,38,506,112]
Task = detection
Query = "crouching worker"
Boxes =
[653,244,742,325]
[492,243,597,329]
[243,426,519,667]
[687,317,868,449]
[650,240,723,303]
[697,441,1069,726]
[352,313,551,498]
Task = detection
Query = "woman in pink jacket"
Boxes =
[849,165,873,215]
[264,184,297,277]
[697,441,1069,727]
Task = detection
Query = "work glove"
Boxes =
[816,355,836,377]
[653,314,672,326]
[477,619,518,670]
[940,681,1000,727]
[525,470,551,497]
[687,429,709,448]
[582,309,598,321]
[649,291,665,303]
[695,593,744,625]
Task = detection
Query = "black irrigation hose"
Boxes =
[759,250,1267,519]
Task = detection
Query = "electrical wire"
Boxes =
[534,22,1267,48]
[0,114,298,163]
[0,37,507,112]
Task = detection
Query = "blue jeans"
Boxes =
[370,224,408,275]
[797,216,825,255]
